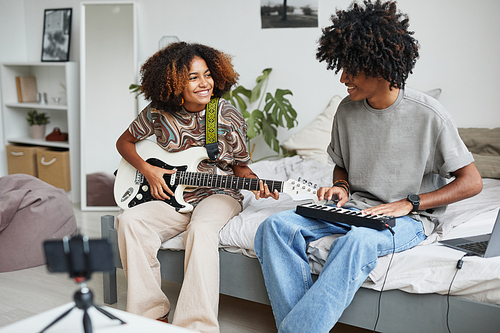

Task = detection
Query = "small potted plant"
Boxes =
[26,110,50,139]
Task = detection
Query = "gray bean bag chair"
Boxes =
[0,174,77,272]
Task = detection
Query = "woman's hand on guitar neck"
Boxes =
[234,165,279,201]
[254,180,280,200]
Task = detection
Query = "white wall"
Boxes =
[1,0,499,171]
[0,0,27,175]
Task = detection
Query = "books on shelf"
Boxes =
[16,76,38,103]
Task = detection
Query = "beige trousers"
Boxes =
[116,194,241,333]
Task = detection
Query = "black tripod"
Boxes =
[39,278,126,333]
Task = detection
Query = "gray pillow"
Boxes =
[458,127,500,179]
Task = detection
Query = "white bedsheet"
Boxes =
[363,178,500,305]
[160,157,500,305]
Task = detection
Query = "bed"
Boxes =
[101,95,500,332]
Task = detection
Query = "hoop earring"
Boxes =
[180,97,184,106]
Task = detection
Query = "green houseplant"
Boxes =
[26,110,50,139]
[26,110,50,126]
[129,84,142,98]
[223,68,298,160]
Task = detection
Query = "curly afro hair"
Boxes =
[316,0,419,89]
[140,42,239,112]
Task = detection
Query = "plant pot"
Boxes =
[29,125,46,139]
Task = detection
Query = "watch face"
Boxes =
[408,194,420,202]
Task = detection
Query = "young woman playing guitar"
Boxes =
[115,42,278,333]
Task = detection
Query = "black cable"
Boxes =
[446,253,467,333]
[373,227,396,333]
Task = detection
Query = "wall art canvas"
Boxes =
[41,8,72,62]
[261,0,318,29]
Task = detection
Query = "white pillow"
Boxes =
[282,95,342,164]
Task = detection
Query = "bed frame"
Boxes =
[101,215,500,332]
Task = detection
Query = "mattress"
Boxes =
[160,156,500,305]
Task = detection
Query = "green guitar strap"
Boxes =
[205,97,219,160]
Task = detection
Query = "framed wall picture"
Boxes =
[41,8,72,62]
[261,0,318,29]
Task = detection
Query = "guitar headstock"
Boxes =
[283,177,322,203]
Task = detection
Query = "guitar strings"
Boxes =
[174,170,283,192]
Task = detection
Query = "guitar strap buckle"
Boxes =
[205,98,219,160]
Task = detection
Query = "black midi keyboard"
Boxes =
[295,203,396,231]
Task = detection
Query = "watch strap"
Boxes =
[407,194,420,213]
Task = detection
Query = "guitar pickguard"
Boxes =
[127,158,188,210]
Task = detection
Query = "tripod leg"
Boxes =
[94,305,127,325]
[39,306,75,333]
[83,310,92,333]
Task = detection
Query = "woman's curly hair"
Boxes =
[316,0,419,89]
[140,42,239,111]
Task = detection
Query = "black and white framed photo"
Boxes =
[41,8,72,62]
[261,0,318,29]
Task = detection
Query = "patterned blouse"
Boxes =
[128,98,251,207]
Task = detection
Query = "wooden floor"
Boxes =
[0,204,368,332]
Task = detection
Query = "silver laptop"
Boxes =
[439,209,500,258]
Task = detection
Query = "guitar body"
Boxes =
[114,140,207,212]
[114,140,322,212]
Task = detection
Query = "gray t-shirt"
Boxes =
[327,88,473,235]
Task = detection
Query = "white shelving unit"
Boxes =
[0,62,80,203]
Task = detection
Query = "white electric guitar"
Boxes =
[114,140,321,212]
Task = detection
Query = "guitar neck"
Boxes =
[170,171,284,192]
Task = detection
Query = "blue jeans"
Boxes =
[254,209,426,333]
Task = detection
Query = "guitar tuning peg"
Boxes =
[313,184,318,189]
[297,177,302,182]
[308,181,312,186]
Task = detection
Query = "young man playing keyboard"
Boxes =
[254,1,483,332]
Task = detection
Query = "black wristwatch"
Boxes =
[407,194,420,213]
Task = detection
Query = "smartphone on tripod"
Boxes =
[41,235,125,333]
[44,235,115,279]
